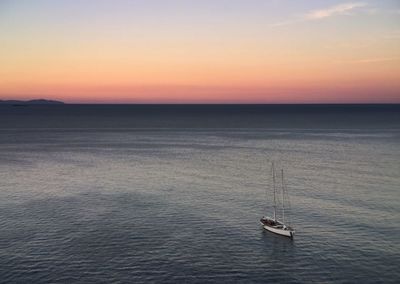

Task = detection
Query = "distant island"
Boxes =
[0,99,65,105]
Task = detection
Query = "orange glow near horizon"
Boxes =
[1,1,399,103]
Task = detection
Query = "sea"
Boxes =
[0,104,399,283]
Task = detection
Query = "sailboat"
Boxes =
[260,162,295,238]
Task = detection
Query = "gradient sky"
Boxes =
[1,0,399,103]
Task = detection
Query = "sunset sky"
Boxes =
[1,0,399,103]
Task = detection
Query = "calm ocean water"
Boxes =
[0,105,399,283]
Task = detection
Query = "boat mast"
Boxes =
[281,169,285,224]
[272,162,277,221]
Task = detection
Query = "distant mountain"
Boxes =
[0,99,65,105]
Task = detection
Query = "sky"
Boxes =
[0,0,399,103]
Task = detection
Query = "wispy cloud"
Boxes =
[382,30,400,40]
[305,2,367,20]
[271,2,368,27]
[351,57,400,63]
[337,57,400,64]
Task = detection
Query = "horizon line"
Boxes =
[1,101,400,106]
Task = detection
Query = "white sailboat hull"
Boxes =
[260,216,295,238]
[262,224,294,238]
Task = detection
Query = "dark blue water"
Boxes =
[0,105,399,283]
